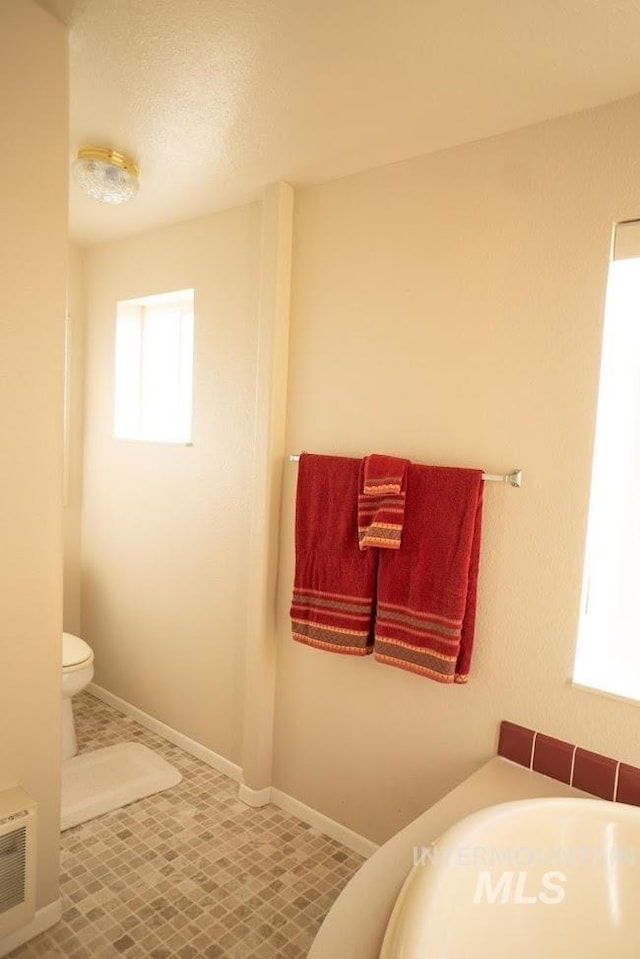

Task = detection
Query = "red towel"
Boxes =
[290,454,378,656]
[358,454,409,551]
[374,464,483,683]
[362,454,408,495]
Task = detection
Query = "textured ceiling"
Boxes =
[56,0,640,245]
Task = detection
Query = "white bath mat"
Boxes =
[61,742,182,831]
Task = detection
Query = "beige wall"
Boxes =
[0,0,67,910]
[273,93,640,844]
[82,205,261,762]
[77,90,640,847]
[63,244,85,636]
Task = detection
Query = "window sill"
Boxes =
[571,680,640,708]
[112,437,193,447]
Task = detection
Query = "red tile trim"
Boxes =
[616,764,640,806]
[572,748,618,801]
[497,721,534,768]
[532,734,574,784]
[497,721,640,806]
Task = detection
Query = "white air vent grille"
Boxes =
[0,826,26,914]
[0,788,36,938]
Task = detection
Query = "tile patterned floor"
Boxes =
[9,693,363,958]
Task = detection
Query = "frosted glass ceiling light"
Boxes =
[72,147,139,205]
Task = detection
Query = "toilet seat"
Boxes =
[63,632,94,672]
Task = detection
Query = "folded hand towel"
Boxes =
[362,454,408,495]
[291,454,378,656]
[358,454,409,550]
[374,464,483,683]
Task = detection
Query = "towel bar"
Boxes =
[288,454,522,488]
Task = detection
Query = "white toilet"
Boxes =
[62,632,94,760]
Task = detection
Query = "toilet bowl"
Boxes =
[62,632,94,760]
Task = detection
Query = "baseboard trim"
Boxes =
[238,784,272,807]
[87,683,242,783]
[270,789,379,859]
[87,684,377,860]
[0,899,62,958]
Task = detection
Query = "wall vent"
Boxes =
[0,788,36,939]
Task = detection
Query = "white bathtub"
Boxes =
[380,797,640,958]
[308,758,596,958]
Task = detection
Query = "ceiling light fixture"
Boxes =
[72,147,139,205]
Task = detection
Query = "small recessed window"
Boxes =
[114,289,194,444]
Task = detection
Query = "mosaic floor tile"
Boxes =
[8,693,363,958]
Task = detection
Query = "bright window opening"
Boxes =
[574,222,640,702]
[114,289,194,444]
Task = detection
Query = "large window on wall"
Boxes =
[574,221,640,702]
[114,289,194,444]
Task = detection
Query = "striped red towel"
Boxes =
[358,454,409,550]
[290,454,378,656]
[374,464,483,683]
[362,454,408,495]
